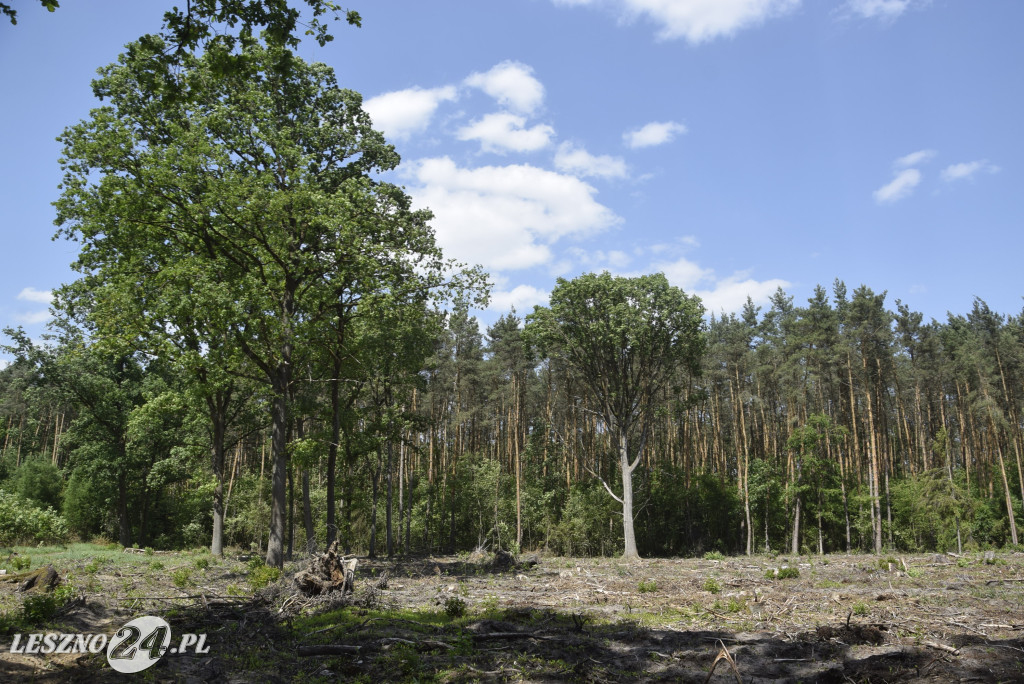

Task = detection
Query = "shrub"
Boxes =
[171,567,193,588]
[702,577,722,594]
[703,551,725,561]
[444,597,466,618]
[776,567,800,579]
[638,580,658,593]
[0,491,69,545]
[9,458,63,510]
[21,585,74,625]
[247,564,281,591]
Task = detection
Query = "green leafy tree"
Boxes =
[54,40,462,567]
[526,272,705,559]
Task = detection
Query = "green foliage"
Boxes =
[766,566,800,580]
[443,597,467,618]
[703,550,725,561]
[0,490,68,546]
[247,559,282,590]
[549,481,620,556]
[171,567,193,588]
[852,602,868,616]
[3,555,31,572]
[8,458,63,510]
[637,580,658,593]
[21,585,74,625]
[701,577,721,594]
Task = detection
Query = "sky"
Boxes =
[1,0,1022,361]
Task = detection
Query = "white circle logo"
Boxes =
[106,615,172,674]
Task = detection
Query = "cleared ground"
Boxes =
[2,545,1023,682]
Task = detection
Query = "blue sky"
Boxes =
[1,0,1022,359]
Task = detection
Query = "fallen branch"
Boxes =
[297,637,454,657]
[471,631,561,642]
[923,640,959,655]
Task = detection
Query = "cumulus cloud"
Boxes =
[648,255,789,314]
[405,157,620,271]
[17,287,52,304]
[15,310,52,325]
[457,113,555,154]
[843,0,927,21]
[488,284,551,313]
[363,86,458,141]
[874,168,921,204]
[555,0,800,43]
[941,160,1000,182]
[554,142,628,179]
[894,149,936,168]
[464,61,545,115]
[623,121,687,149]
[565,246,633,272]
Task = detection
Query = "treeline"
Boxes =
[3,283,1022,558]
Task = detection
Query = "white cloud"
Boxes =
[698,274,791,315]
[894,149,936,168]
[554,142,628,179]
[488,284,551,313]
[649,255,789,314]
[624,121,687,149]
[15,310,52,325]
[941,160,1000,182]
[464,61,545,115]
[844,0,927,21]
[17,287,52,304]
[457,113,555,154]
[873,168,921,204]
[555,0,800,43]
[566,246,633,271]
[363,86,458,141]
[406,157,620,271]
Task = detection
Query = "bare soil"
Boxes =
[3,548,1024,682]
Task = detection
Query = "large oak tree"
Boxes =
[526,272,706,559]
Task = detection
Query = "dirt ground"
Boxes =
[2,547,1024,682]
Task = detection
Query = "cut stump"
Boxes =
[294,541,356,596]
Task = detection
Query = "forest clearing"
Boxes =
[2,544,1024,682]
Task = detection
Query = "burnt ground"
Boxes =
[2,546,1023,682]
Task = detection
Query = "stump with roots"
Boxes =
[293,541,356,596]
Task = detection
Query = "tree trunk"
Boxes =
[369,447,381,559]
[209,391,229,557]
[326,359,341,547]
[790,495,800,556]
[265,369,289,568]
[386,439,394,558]
[620,433,640,560]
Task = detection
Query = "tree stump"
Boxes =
[4,565,62,593]
[293,541,356,596]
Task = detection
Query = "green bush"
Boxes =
[247,562,281,591]
[702,577,721,594]
[0,490,69,545]
[21,585,74,625]
[638,580,658,593]
[703,550,725,561]
[171,567,193,588]
[9,458,63,510]
[444,597,466,618]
